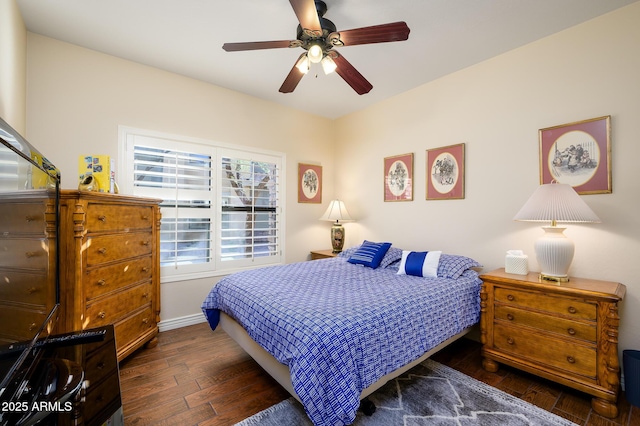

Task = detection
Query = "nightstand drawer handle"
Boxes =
[141,240,150,246]
[568,306,577,314]
[98,247,107,255]
[142,267,150,272]
[142,318,149,324]
[507,294,515,301]
[97,279,106,286]
[507,337,514,345]
[98,215,107,223]
[567,356,575,364]
[506,313,514,321]
[567,328,576,335]
[98,311,106,319]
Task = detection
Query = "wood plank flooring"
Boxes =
[119,322,639,426]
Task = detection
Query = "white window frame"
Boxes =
[119,126,285,283]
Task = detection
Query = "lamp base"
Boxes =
[539,273,570,283]
[535,226,574,283]
[330,223,345,253]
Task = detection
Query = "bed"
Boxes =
[202,243,482,426]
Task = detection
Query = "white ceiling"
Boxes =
[17,0,638,119]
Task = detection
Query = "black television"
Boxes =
[0,116,62,422]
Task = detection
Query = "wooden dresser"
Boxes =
[58,190,161,361]
[479,268,626,418]
[0,191,57,344]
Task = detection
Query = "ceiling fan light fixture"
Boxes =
[321,55,337,74]
[308,44,323,63]
[295,54,310,74]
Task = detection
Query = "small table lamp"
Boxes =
[513,182,600,282]
[320,200,354,253]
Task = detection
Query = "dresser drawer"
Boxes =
[114,306,155,353]
[0,202,47,235]
[494,323,596,378]
[84,256,153,301]
[495,305,597,342]
[86,204,154,233]
[0,238,49,271]
[86,232,153,266]
[0,270,49,306]
[494,287,596,320]
[85,281,153,328]
[0,304,48,341]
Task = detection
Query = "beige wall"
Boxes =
[25,34,336,323]
[0,0,27,132]
[334,2,640,354]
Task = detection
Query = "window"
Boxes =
[120,128,284,282]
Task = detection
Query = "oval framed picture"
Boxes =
[426,143,465,200]
[298,163,322,203]
[384,153,413,202]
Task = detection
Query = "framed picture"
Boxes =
[539,116,611,194]
[384,153,413,202]
[298,163,322,203]
[426,143,465,200]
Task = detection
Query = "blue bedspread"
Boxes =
[201,257,482,426]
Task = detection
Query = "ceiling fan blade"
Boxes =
[279,54,306,93]
[223,40,298,52]
[336,21,410,46]
[331,52,373,95]
[289,0,322,32]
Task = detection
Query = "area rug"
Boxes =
[234,359,577,426]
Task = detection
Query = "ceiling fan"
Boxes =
[222,0,410,95]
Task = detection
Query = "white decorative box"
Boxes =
[505,250,528,275]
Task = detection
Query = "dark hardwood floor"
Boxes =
[119,322,639,426]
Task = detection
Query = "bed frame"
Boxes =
[220,312,473,403]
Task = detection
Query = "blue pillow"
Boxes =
[437,254,482,279]
[397,250,442,277]
[347,240,392,268]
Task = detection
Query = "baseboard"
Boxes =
[158,313,207,332]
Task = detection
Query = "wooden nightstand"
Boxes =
[479,268,626,418]
[310,249,338,260]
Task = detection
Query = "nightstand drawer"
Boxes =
[494,323,596,378]
[494,287,596,320]
[495,305,597,342]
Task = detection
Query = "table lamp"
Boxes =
[513,182,600,282]
[320,200,353,253]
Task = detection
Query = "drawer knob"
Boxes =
[507,337,514,345]
[142,318,149,324]
[25,215,36,222]
[142,267,150,272]
[142,293,149,299]
[98,248,107,255]
[98,311,106,319]
[141,215,149,220]
[507,294,515,301]
[567,328,576,336]
[97,279,106,286]
[568,306,577,314]
[96,362,105,370]
[29,322,37,331]
[25,251,37,258]
[567,356,575,364]
[27,287,37,294]
[506,313,514,321]
[142,241,150,246]
[98,215,107,223]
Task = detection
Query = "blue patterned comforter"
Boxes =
[202,257,482,426]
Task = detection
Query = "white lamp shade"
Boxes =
[320,200,353,223]
[513,183,600,223]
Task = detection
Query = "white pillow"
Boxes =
[397,250,442,277]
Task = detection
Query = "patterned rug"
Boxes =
[234,359,577,426]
